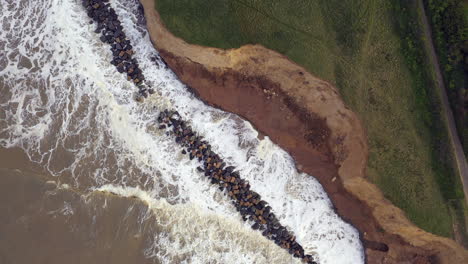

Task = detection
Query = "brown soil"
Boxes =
[138,0,468,263]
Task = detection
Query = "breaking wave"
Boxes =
[0,0,364,263]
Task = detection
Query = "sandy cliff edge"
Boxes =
[138,0,468,263]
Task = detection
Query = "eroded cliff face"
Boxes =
[138,0,468,263]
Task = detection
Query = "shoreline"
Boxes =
[138,0,468,263]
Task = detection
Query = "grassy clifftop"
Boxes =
[155,0,465,238]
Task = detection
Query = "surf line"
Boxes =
[82,0,317,263]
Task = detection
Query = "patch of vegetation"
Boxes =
[391,1,464,202]
[391,1,467,243]
[423,0,468,154]
[155,0,464,237]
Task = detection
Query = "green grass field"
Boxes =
[155,0,465,238]
[464,1,468,21]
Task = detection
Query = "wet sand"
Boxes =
[138,0,468,263]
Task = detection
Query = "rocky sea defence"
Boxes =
[81,0,318,262]
[138,0,468,263]
[1,0,371,262]
[158,109,316,263]
[3,0,465,262]
[1,0,368,262]
[82,0,152,100]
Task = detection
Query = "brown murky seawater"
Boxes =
[0,148,162,264]
[0,0,364,263]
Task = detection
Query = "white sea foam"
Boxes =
[0,0,364,263]
[96,184,301,264]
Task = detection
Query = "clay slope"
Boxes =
[139,0,468,263]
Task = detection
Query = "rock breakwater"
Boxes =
[137,0,468,262]
[158,109,317,263]
[82,0,153,101]
[80,0,319,262]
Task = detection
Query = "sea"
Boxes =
[0,0,365,263]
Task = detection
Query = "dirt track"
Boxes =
[417,0,468,205]
[138,0,468,262]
